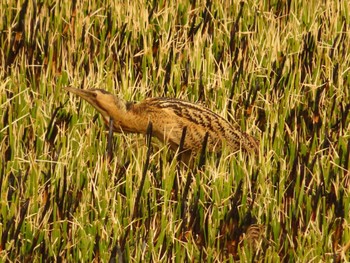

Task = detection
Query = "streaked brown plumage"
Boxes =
[63,87,259,157]
[239,224,266,249]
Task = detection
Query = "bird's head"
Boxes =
[63,87,127,124]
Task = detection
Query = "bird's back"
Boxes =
[133,97,259,154]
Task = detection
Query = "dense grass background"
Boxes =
[1,0,349,261]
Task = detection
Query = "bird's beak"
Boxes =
[63,86,96,101]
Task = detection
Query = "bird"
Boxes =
[239,224,266,249]
[63,87,259,160]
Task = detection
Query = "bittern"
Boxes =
[63,87,259,159]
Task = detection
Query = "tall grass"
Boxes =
[1,0,349,261]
